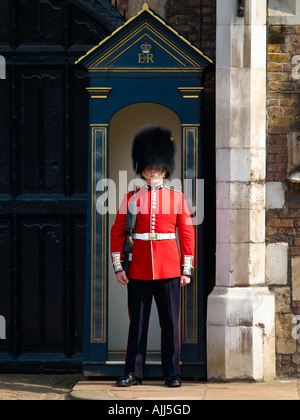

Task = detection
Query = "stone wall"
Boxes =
[267,24,300,376]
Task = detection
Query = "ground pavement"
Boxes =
[0,374,299,400]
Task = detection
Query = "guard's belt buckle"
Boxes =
[149,233,156,241]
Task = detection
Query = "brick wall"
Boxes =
[166,0,216,62]
[267,25,300,376]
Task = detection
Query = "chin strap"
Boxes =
[141,170,166,181]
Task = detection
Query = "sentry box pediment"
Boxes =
[76,3,212,74]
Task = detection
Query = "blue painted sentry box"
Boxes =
[76,3,212,378]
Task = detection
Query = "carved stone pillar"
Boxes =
[207,0,276,381]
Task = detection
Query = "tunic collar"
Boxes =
[145,182,164,191]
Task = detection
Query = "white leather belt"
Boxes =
[133,233,176,241]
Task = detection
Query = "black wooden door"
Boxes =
[0,0,124,372]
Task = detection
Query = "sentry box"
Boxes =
[76,3,212,378]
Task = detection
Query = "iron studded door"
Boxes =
[0,0,124,372]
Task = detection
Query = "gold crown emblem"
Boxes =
[141,42,151,54]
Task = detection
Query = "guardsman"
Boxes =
[111,125,195,387]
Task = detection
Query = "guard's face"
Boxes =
[144,166,163,178]
[143,166,166,186]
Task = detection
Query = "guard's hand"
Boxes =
[116,270,129,285]
[180,275,191,287]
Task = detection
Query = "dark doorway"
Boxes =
[0,0,124,373]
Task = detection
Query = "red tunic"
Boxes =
[110,185,195,280]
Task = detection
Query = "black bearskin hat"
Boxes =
[132,125,176,178]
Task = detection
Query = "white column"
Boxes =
[207,0,276,381]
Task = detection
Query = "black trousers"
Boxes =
[125,277,181,379]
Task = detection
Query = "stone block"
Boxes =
[266,243,289,285]
[250,25,268,68]
[216,0,238,26]
[273,287,292,313]
[207,326,263,380]
[216,148,266,183]
[217,182,265,210]
[207,286,275,381]
[276,314,297,354]
[216,68,266,149]
[291,257,300,301]
[217,0,267,26]
[266,182,285,209]
[216,242,265,287]
[217,208,265,244]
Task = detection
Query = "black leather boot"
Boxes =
[116,374,142,387]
